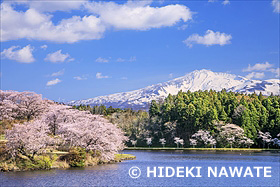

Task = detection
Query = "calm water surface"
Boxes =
[0,150,279,186]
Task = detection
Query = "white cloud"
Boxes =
[222,0,230,5]
[243,62,273,72]
[74,76,88,80]
[1,44,35,63]
[272,0,280,13]
[44,50,74,63]
[269,68,280,77]
[46,78,61,86]
[96,72,110,79]
[51,69,64,77]
[245,72,265,79]
[40,45,48,50]
[1,2,193,43]
[86,1,192,30]
[184,30,232,48]
[1,3,105,43]
[120,77,128,80]
[96,57,110,63]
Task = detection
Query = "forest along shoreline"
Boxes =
[1,90,280,172]
[124,147,280,152]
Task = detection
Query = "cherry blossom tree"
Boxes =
[16,92,50,121]
[57,115,127,161]
[218,124,248,148]
[41,103,73,135]
[189,138,197,148]
[146,137,152,147]
[159,138,166,147]
[208,138,217,148]
[258,131,272,148]
[174,137,180,148]
[3,91,128,162]
[130,140,137,147]
[191,130,215,148]
[5,120,53,161]
[178,139,184,147]
[239,136,254,148]
[0,91,19,120]
[0,90,49,121]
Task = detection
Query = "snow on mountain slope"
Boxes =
[67,70,280,109]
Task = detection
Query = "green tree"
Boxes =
[149,100,160,117]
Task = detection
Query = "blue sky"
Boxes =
[0,0,279,101]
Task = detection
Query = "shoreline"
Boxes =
[124,147,280,152]
[0,153,136,172]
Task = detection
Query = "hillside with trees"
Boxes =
[74,90,280,148]
[147,90,280,147]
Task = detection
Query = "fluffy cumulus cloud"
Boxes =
[46,78,61,86]
[243,62,273,72]
[245,72,265,79]
[1,45,35,63]
[85,1,192,30]
[0,1,192,43]
[184,30,232,48]
[272,0,280,13]
[0,3,105,43]
[44,50,74,63]
[96,72,110,79]
[243,62,279,78]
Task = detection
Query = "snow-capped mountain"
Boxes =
[67,70,280,109]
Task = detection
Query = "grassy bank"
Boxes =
[125,147,279,152]
[114,154,136,161]
[0,150,136,172]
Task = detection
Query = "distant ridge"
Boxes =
[67,69,280,109]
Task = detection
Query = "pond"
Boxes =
[1,150,279,186]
